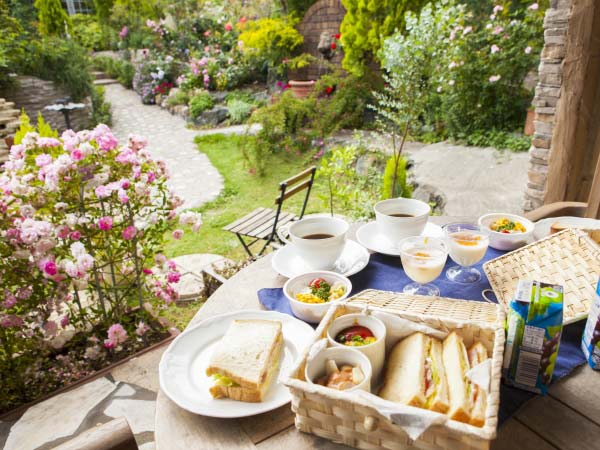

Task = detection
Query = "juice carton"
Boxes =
[581,278,600,370]
[502,280,564,394]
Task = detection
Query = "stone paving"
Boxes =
[104,84,224,210]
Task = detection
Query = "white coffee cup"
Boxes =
[287,217,349,270]
[374,198,430,243]
[327,313,386,383]
[305,347,372,392]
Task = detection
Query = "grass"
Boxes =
[163,133,328,262]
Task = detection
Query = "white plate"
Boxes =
[159,310,314,418]
[356,221,444,256]
[272,239,370,278]
[533,216,600,241]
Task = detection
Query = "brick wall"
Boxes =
[0,76,91,133]
[293,0,346,80]
[523,0,572,211]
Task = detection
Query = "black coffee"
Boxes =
[389,213,414,217]
[302,233,334,239]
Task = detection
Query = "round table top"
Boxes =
[154,216,597,450]
[154,217,460,450]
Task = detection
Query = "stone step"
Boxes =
[91,70,108,80]
[0,108,19,117]
[93,78,119,86]
[0,101,16,109]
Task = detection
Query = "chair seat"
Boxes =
[223,207,298,240]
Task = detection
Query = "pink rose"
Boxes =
[107,323,128,344]
[135,321,149,336]
[122,225,137,240]
[98,216,113,231]
[41,259,58,276]
[172,229,184,240]
[167,271,181,283]
[118,189,129,204]
[35,154,53,167]
[143,268,153,275]
[103,339,115,349]
[95,185,111,198]
[60,315,70,328]
[70,231,81,241]
[71,149,84,161]
[224,22,233,31]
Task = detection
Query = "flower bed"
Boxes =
[0,115,202,413]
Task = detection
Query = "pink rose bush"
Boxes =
[0,117,202,408]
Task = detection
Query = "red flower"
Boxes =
[330,43,337,50]
[325,86,334,95]
[335,33,341,40]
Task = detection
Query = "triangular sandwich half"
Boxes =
[206,320,283,402]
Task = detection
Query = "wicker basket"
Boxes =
[284,289,506,450]
[483,228,600,324]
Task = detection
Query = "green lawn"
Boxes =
[163,133,329,261]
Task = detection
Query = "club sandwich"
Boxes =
[206,319,283,402]
[379,332,449,413]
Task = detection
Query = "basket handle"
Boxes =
[364,416,378,432]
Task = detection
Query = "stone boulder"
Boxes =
[191,106,229,127]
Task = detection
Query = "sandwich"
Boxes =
[379,332,449,413]
[550,222,600,244]
[467,342,489,427]
[206,319,283,402]
[442,331,489,427]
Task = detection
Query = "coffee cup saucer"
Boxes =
[272,239,370,279]
[356,221,444,256]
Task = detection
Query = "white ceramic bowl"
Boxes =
[305,346,372,393]
[284,271,352,324]
[374,198,430,243]
[327,313,386,382]
[478,213,534,251]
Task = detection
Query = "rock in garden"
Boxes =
[192,106,229,126]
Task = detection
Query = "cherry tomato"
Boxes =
[501,230,510,234]
[309,278,326,289]
[338,326,374,341]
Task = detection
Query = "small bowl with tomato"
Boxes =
[284,271,352,324]
[327,313,386,382]
[478,212,534,251]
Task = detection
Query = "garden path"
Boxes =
[104,84,224,210]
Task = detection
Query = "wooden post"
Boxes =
[545,0,600,204]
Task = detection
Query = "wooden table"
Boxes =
[155,218,600,450]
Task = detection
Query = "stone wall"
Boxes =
[523,0,572,211]
[0,76,91,132]
[293,0,346,80]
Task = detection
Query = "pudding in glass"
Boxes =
[399,236,448,296]
[444,224,489,283]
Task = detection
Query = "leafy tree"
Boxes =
[340,0,427,76]
[34,0,70,36]
[93,0,115,23]
[280,0,317,17]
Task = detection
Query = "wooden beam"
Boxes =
[545,0,600,204]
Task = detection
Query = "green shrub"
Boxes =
[340,0,427,76]
[285,0,318,17]
[189,92,214,119]
[382,155,412,199]
[238,17,304,73]
[34,0,70,37]
[90,85,112,127]
[0,0,24,90]
[460,130,531,152]
[22,38,92,101]
[71,14,104,50]
[166,89,190,107]
[92,56,135,88]
[227,99,253,124]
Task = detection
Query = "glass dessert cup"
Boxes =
[444,223,489,284]
[399,236,448,297]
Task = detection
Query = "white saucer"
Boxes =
[356,221,445,256]
[272,239,370,278]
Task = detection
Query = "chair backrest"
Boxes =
[274,166,317,219]
[585,153,600,219]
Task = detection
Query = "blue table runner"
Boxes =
[258,249,587,425]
